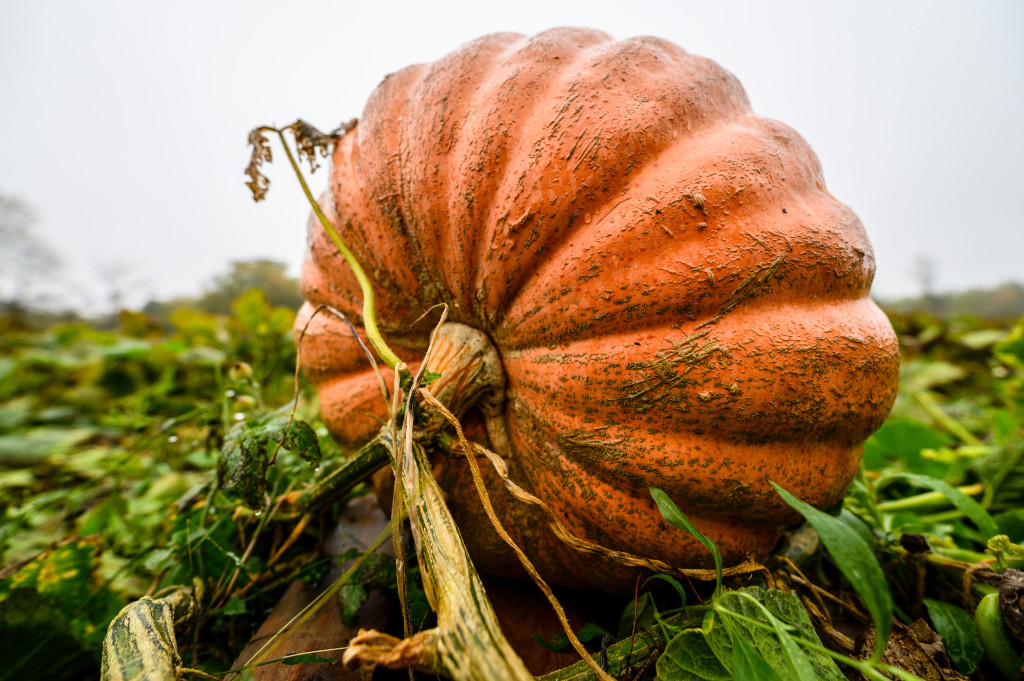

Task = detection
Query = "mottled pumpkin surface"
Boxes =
[296,27,899,592]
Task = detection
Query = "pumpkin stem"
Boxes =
[270,124,406,374]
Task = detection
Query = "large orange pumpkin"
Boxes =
[296,28,899,592]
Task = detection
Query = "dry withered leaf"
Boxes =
[999,568,1024,646]
[245,127,273,202]
[291,119,350,173]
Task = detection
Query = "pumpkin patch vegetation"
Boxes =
[15,26,1024,681]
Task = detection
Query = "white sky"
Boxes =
[1,0,1022,311]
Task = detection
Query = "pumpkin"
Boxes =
[296,27,899,592]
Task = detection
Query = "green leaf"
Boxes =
[221,596,248,616]
[772,482,893,659]
[643,573,688,609]
[650,487,722,591]
[281,653,337,665]
[901,359,967,392]
[923,598,983,674]
[995,317,1024,366]
[337,553,396,625]
[0,427,97,467]
[657,588,843,681]
[884,473,999,539]
[617,591,659,639]
[957,328,1007,350]
[178,345,227,365]
[578,622,613,642]
[534,632,571,652]
[0,397,33,432]
[218,415,322,508]
[656,629,731,681]
[534,623,612,652]
[714,588,842,681]
[862,419,951,476]
[0,537,124,648]
[723,618,784,681]
[994,509,1024,543]
[837,508,876,547]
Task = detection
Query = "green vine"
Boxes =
[246,122,404,373]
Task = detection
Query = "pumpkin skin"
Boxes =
[296,28,899,592]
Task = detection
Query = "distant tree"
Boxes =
[912,255,942,316]
[196,259,304,315]
[0,189,61,311]
[881,281,1024,322]
[142,259,304,326]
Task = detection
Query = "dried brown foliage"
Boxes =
[245,128,273,202]
[244,119,357,202]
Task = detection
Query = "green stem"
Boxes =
[876,483,984,512]
[214,363,231,434]
[273,127,403,371]
[913,391,983,446]
[296,434,391,512]
[856,470,887,530]
[915,509,967,524]
[539,612,693,681]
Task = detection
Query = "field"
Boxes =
[1,297,1023,680]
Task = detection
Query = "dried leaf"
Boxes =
[291,119,338,173]
[245,127,273,201]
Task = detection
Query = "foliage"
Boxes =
[141,259,304,327]
[0,291,316,678]
[881,282,1024,322]
[3,290,1024,680]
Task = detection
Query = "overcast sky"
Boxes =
[1,0,1022,311]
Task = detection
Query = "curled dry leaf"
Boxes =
[291,118,355,173]
[245,127,273,201]
[291,119,337,173]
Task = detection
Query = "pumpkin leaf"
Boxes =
[717,592,816,681]
[772,482,893,660]
[724,619,784,681]
[656,628,731,681]
[650,487,722,592]
[922,598,983,674]
[656,587,842,681]
[1,537,124,649]
[713,588,842,681]
[217,414,321,508]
